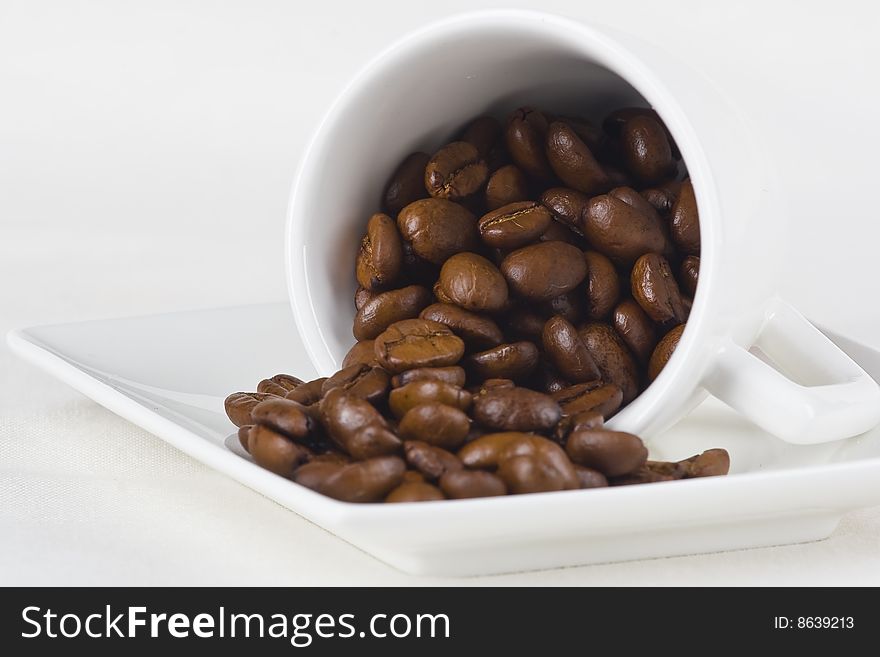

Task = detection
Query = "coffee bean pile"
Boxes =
[225,105,730,502]
[227,371,728,502]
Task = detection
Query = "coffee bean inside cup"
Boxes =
[226,103,730,502]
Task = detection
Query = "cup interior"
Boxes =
[288,15,659,377]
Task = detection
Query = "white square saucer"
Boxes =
[8,303,880,576]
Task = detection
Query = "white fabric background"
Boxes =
[2,0,879,585]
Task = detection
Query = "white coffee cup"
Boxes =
[286,10,880,444]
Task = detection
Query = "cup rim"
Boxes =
[286,9,718,437]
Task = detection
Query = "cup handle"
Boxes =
[702,299,880,444]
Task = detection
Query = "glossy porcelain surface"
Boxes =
[9,303,880,576]
[286,10,880,443]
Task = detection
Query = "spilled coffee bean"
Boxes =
[225,392,280,428]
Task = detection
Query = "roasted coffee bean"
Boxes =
[640,180,681,215]
[505,107,552,180]
[464,341,539,381]
[457,432,531,469]
[603,107,680,159]
[574,465,609,488]
[354,286,376,311]
[649,323,686,381]
[496,434,580,492]
[566,429,648,477]
[609,185,674,246]
[390,365,466,388]
[583,250,620,321]
[620,114,675,184]
[485,165,529,210]
[500,241,587,301]
[248,425,310,477]
[579,323,640,403]
[403,440,463,480]
[542,315,600,383]
[374,318,465,373]
[671,179,700,254]
[285,377,328,406]
[546,121,610,194]
[397,198,478,264]
[257,374,304,396]
[295,456,406,503]
[356,213,403,291]
[383,152,430,216]
[353,285,432,341]
[631,253,688,326]
[478,201,552,250]
[252,398,315,441]
[440,469,507,499]
[321,364,390,405]
[342,340,377,369]
[237,425,252,452]
[583,191,669,265]
[224,391,280,427]
[497,455,561,495]
[461,116,500,159]
[472,385,561,432]
[420,303,503,350]
[684,448,730,477]
[437,252,508,312]
[262,374,305,393]
[386,480,445,502]
[612,299,658,365]
[425,141,488,201]
[540,187,589,236]
[320,388,401,459]
[389,380,472,419]
[551,382,623,419]
[398,402,470,449]
[680,255,700,298]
